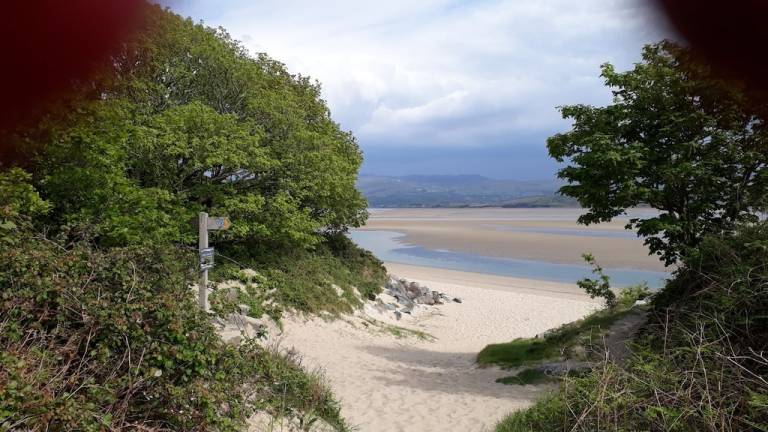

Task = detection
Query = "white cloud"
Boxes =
[170,0,671,175]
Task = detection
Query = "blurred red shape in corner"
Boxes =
[0,0,152,132]
[654,0,768,94]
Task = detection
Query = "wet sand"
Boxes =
[360,208,666,272]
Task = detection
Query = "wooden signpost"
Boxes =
[198,212,231,311]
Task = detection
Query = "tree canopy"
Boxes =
[548,41,768,265]
[25,6,366,250]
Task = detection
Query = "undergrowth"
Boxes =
[0,231,348,431]
[477,287,647,369]
[495,369,555,386]
[495,223,768,431]
[212,234,387,316]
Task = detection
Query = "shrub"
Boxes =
[0,232,347,431]
[577,253,616,308]
[495,223,768,431]
[213,233,387,315]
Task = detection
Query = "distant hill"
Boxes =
[357,175,578,208]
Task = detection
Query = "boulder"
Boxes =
[405,284,422,300]
[392,292,414,307]
[416,295,435,305]
[378,292,399,305]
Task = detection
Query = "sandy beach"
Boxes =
[360,208,665,272]
[262,263,598,432]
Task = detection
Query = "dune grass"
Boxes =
[478,285,649,369]
[477,306,633,368]
[495,369,555,386]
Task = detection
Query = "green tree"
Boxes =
[31,6,367,250]
[548,41,768,265]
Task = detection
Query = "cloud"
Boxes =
[169,0,671,178]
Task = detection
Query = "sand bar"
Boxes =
[360,208,666,272]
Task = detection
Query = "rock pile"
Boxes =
[369,276,462,320]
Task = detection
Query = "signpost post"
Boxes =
[197,212,231,311]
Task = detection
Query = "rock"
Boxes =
[386,276,407,292]
[394,310,402,320]
[225,334,242,346]
[392,293,414,307]
[378,292,400,305]
[452,297,462,303]
[405,285,421,300]
[416,295,435,305]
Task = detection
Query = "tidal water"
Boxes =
[350,230,668,289]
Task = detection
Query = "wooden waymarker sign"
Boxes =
[206,217,231,231]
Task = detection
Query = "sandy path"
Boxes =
[265,263,598,432]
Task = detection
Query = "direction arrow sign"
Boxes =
[206,217,231,231]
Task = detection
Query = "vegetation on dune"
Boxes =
[477,287,645,369]
[495,369,557,386]
[496,225,768,431]
[493,41,768,431]
[1,5,381,430]
[212,233,386,315]
[0,177,347,430]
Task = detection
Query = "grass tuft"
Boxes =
[478,285,649,369]
[496,368,555,386]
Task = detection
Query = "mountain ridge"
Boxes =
[357,174,578,208]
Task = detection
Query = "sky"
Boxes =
[169,0,671,180]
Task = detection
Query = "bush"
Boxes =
[576,253,616,308]
[495,223,768,431]
[0,232,347,431]
[212,234,387,315]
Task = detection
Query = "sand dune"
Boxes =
[262,263,598,432]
